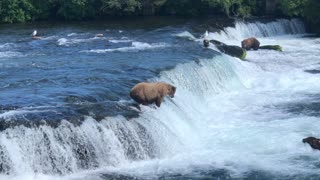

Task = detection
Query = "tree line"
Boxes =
[0,0,319,28]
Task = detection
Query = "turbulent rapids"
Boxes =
[0,19,320,180]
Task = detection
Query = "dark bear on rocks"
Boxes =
[302,137,320,150]
[241,37,260,50]
[130,82,176,107]
[203,39,247,60]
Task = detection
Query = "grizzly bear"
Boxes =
[241,37,260,50]
[303,137,320,150]
[130,82,176,107]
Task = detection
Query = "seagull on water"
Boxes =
[204,30,208,38]
[31,30,37,37]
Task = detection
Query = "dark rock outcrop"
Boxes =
[204,39,247,60]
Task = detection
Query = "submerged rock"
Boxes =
[95,34,104,37]
[32,36,42,40]
[303,137,320,150]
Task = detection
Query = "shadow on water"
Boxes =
[98,169,320,180]
[266,93,320,118]
[304,69,320,74]
[283,101,320,117]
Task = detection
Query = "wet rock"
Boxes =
[95,34,103,37]
[259,45,283,51]
[32,36,42,40]
[203,39,247,60]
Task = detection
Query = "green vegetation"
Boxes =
[276,0,320,24]
[0,0,34,23]
[0,0,319,33]
[277,0,320,33]
[304,0,320,25]
[0,0,268,22]
[277,0,307,17]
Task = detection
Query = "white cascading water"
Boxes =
[207,18,306,43]
[1,19,320,180]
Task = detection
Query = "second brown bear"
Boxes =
[241,37,260,50]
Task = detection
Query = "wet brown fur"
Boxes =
[130,82,176,107]
[303,137,320,150]
[241,37,260,50]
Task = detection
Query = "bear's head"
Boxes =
[168,85,176,98]
[203,39,210,48]
[303,137,317,143]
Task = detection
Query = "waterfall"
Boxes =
[0,55,250,175]
[1,18,314,179]
[207,19,306,42]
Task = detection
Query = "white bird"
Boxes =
[31,30,37,37]
[204,30,208,38]
[201,30,209,39]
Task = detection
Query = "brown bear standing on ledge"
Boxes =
[241,37,260,50]
[303,137,320,150]
[130,82,176,107]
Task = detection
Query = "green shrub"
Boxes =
[0,0,34,23]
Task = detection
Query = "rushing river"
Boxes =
[0,18,319,180]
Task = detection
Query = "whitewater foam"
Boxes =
[0,43,16,50]
[207,19,306,42]
[177,19,306,47]
[57,37,108,46]
[0,51,23,58]
[0,106,56,120]
[40,36,59,40]
[81,42,170,53]
[67,33,78,37]
[109,39,132,43]
[175,31,197,41]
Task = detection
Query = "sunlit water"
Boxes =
[0,18,319,180]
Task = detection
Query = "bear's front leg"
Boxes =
[155,96,163,107]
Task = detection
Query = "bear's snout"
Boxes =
[170,86,176,98]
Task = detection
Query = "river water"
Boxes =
[0,18,319,180]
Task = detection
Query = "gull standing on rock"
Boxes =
[31,30,37,37]
[31,30,42,40]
